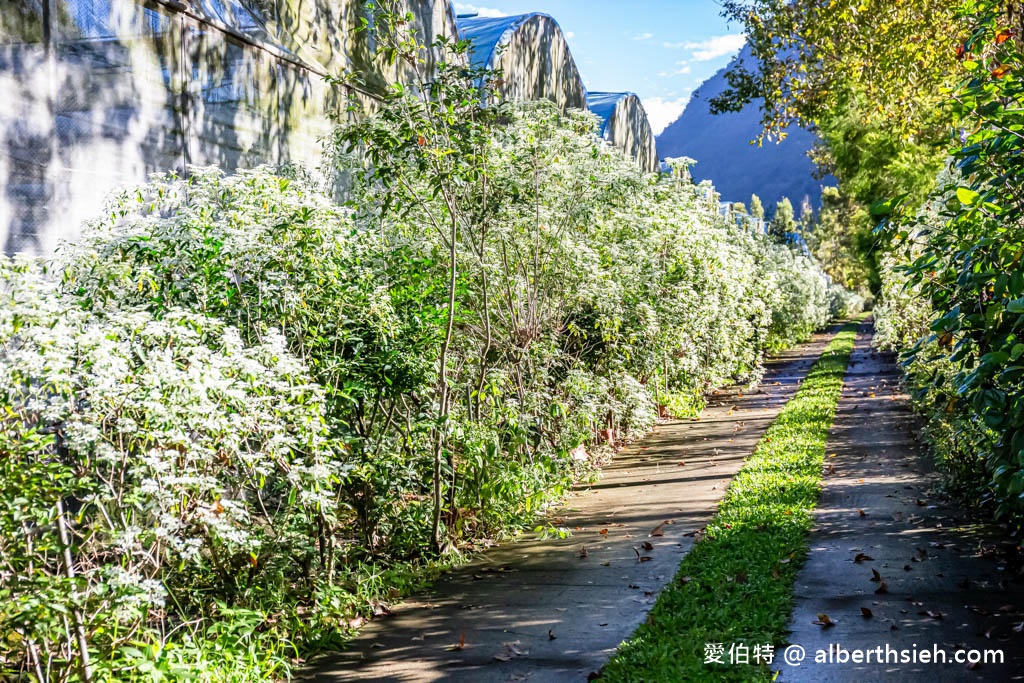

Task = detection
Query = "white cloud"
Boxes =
[685,34,746,62]
[454,3,508,18]
[564,31,575,40]
[633,32,653,41]
[674,63,691,75]
[662,41,686,49]
[642,96,690,136]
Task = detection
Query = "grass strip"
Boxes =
[601,320,863,682]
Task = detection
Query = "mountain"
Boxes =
[657,45,834,211]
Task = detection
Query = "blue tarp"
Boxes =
[458,13,547,69]
[586,92,635,136]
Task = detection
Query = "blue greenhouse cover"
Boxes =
[586,92,635,136]
[458,13,551,69]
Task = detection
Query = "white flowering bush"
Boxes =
[0,259,342,680]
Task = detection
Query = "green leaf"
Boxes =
[956,187,981,205]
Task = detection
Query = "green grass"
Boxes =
[601,320,863,682]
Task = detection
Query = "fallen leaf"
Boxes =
[548,629,556,640]
[642,541,654,551]
[446,632,468,651]
[875,581,889,594]
[494,654,511,662]
[854,553,874,563]
[650,522,669,537]
[861,607,874,618]
[870,568,882,582]
[812,613,836,627]
[639,556,654,563]
[599,528,608,536]
[920,610,943,620]
[578,547,589,559]
[859,509,867,517]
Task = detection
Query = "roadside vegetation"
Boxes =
[0,11,857,680]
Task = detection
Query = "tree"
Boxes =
[710,1,965,293]
[713,1,961,144]
[750,193,765,219]
[805,186,872,291]
[769,197,796,241]
[798,196,814,232]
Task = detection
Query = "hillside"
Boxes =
[657,45,834,211]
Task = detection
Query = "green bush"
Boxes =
[876,1,1024,518]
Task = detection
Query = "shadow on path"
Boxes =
[780,321,1024,682]
[303,329,839,683]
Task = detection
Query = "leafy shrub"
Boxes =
[877,2,1024,518]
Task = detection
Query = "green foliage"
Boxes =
[805,187,875,292]
[750,194,765,219]
[713,1,963,295]
[601,321,862,681]
[878,1,1024,521]
[769,196,796,241]
[714,0,959,144]
[0,258,336,680]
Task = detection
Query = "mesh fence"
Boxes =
[0,0,338,255]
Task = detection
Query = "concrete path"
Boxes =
[305,329,839,683]
[779,321,1024,682]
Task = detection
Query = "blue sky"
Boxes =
[453,1,747,134]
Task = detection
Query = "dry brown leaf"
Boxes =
[446,632,468,651]
[870,568,882,582]
[812,613,836,627]
[861,607,874,618]
[642,541,654,551]
[854,553,874,563]
[875,581,889,594]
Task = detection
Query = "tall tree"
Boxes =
[750,193,765,219]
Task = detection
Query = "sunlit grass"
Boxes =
[601,320,862,682]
